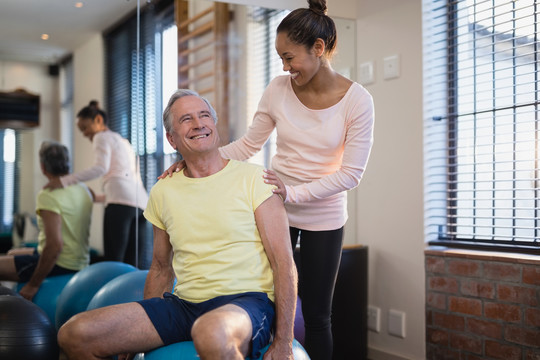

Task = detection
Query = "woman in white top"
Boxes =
[45,101,149,268]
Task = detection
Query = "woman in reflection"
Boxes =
[0,141,93,300]
[162,0,374,358]
[45,101,149,269]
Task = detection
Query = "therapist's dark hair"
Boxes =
[277,0,337,58]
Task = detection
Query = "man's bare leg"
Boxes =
[58,302,163,360]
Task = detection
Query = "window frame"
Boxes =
[423,0,540,254]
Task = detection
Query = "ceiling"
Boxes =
[0,0,139,64]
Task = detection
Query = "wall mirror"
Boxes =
[1,0,357,264]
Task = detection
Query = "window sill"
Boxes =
[425,245,540,265]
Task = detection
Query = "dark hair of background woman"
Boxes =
[77,100,108,125]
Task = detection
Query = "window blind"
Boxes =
[423,0,539,251]
[104,0,174,191]
[245,6,288,168]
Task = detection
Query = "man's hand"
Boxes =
[263,339,294,360]
[157,160,186,179]
[19,283,40,301]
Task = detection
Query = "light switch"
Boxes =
[358,61,374,85]
[383,55,400,80]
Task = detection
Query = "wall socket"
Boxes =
[367,305,381,333]
[388,309,406,338]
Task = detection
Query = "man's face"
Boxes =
[166,95,219,157]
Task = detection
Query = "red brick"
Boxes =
[449,296,482,316]
[428,276,460,294]
[525,349,540,360]
[523,266,540,286]
[426,345,460,360]
[484,302,521,322]
[448,259,481,277]
[525,307,540,327]
[505,325,540,347]
[498,284,538,306]
[466,356,485,360]
[484,262,521,282]
[433,311,465,331]
[426,327,449,346]
[461,279,495,299]
[427,292,447,310]
[485,340,521,360]
[467,318,502,339]
[449,333,482,354]
[426,309,433,325]
[426,256,446,273]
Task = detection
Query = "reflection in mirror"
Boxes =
[0,0,357,263]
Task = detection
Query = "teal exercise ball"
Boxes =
[134,338,309,360]
[15,273,75,324]
[87,270,148,310]
[55,261,137,329]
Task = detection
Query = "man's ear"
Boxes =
[313,38,325,57]
[166,132,177,150]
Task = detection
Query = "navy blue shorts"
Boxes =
[138,291,275,359]
[13,249,77,282]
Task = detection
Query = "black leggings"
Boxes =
[103,204,149,268]
[291,226,343,360]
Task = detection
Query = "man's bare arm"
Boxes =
[255,194,297,360]
[144,225,175,299]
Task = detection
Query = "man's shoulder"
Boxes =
[228,159,265,175]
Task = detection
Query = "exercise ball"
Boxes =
[0,295,59,360]
[0,285,20,296]
[15,273,75,323]
[55,261,137,329]
[134,338,309,360]
[87,270,148,310]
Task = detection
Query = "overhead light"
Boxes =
[75,2,83,8]
[41,34,49,40]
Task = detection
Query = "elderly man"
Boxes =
[58,89,297,360]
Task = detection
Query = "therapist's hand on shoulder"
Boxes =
[157,159,186,179]
[263,169,287,202]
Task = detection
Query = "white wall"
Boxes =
[72,34,106,255]
[353,1,425,359]
[0,60,59,215]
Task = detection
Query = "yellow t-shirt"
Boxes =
[36,183,93,271]
[144,159,275,303]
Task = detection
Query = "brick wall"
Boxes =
[425,247,540,360]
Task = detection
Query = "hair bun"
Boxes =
[89,100,99,109]
[308,0,327,15]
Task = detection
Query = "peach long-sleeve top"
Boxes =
[220,75,374,231]
[60,130,148,210]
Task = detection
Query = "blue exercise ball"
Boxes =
[55,261,137,329]
[15,273,75,324]
[134,339,309,360]
[87,270,148,310]
[0,295,59,360]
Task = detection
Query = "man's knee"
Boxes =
[58,314,91,353]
